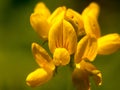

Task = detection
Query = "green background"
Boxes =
[0,0,120,90]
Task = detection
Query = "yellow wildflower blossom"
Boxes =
[71,2,100,63]
[27,1,120,90]
[26,43,55,87]
[73,2,120,90]
[48,12,77,66]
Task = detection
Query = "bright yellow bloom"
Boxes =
[74,2,100,63]
[27,1,120,90]
[48,12,77,66]
[26,43,55,87]
[73,2,120,90]
[72,60,102,90]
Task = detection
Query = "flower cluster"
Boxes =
[26,2,120,90]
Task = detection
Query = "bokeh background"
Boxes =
[0,0,120,90]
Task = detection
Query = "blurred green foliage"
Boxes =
[0,0,120,90]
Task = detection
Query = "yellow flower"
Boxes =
[69,2,100,63]
[30,2,66,40]
[48,11,77,66]
[26,43,55,87]
[27,1,120,90]
[73,2,120,90]
[72,60,102,90]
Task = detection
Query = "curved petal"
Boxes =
[26,68,53,87]
[48,12,77,54]
[98,33,120,55]
[32,43,55,72]
[34,2,51,19]
[74,35,97,63]
[63,20,77,54]
[82,2,101,38]
[48,12,64,53]
[30,13,50,40]
[65,9,85,37]
[82,2,100,19]
[47,6,66,24]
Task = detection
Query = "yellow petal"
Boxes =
[26,68,53,87]
[82,2,101,38]
[34,2,51,19]
[47,6,66,24]
[48,12,64,53]
[48,13,77,54]
[63,20,77,54]
[74,35,97,63]
[53,48,70,66]
[98,33,120,55]
[30,13,50,40]
[65,9,85,37]
[83,16,101,38]
[32,43,55,72]
[82,2,100,19]
[72,67,90,90]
